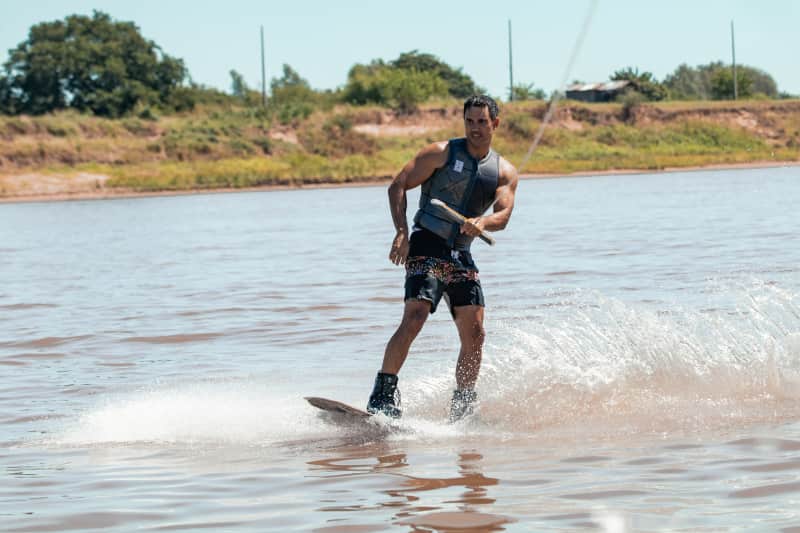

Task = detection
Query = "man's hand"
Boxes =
[460,217,485,238]
[389,231,409,265]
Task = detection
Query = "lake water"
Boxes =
[2,166,800,532]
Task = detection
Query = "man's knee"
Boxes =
[466,322,485,346]
[401,301,430,332]
[455,307,485,346]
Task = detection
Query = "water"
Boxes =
[2,166,800,531]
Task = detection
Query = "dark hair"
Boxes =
[463,95,499,121]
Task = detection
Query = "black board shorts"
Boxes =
[404,229,485,315]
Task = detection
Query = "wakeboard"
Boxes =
[305,397,408,435]
[305,396,371,419]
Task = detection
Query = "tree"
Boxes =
[0,76,12,114]
[342,60,387,105]
[0,10,188,116]
[228,69,264,106]
[390,50,481,98]
[381,68,449,113]
[664,62,778,100]
[229,70,249,99]
[268,64,318,123]
[611,67,653,83]
[341,51,482,111]
[711,68,753,100]
[663,63,712,100]
[610,66,667,101]
[510,83,546,101]
[271,64,312,92]
[742,66,777,97]
[342,61,448,112]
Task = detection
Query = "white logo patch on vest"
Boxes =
[453,160,464,173]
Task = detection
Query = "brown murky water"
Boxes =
[2,167,800,531]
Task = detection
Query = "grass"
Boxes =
[2,98,799,197]
[495,102,799,174]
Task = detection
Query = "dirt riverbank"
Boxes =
[2,99,799,203]
[2,159,797,204]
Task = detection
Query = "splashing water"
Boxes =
[48,280,800,449]
[52,381,314,447]
[477,281,800,437]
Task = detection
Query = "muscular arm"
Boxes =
[461,157,519,237]
[387,142,449,265]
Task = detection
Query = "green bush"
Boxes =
[343,63,448,112]
[711,68,753,100]
[266,64,320,125]
[619,91,645,122]
[390,50,481,98]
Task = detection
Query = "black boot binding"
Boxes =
[367,372,402,418]
[449,388,477,422]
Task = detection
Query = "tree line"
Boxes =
[604,64,787,102]
[0,11,794,120]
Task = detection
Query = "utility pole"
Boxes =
[730,20,738,100]
[260,25,267,107]
[508,19,514,101]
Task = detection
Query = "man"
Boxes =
[367,94,519,422]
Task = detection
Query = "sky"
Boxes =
[2,0,799,98]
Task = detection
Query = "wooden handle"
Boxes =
[430,199,495,246]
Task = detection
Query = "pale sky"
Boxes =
[2,0,799,98]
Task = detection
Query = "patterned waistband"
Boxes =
[405,256,479,284]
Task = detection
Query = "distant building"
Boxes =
[565,80,632,103]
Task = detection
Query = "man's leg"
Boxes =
[452,305,485,390]
[449,304,485,421]
[381,299,431,374]
[368,299,431,417]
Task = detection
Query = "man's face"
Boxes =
[463,105,499,147]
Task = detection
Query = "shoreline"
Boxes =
[1,159,798,205]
